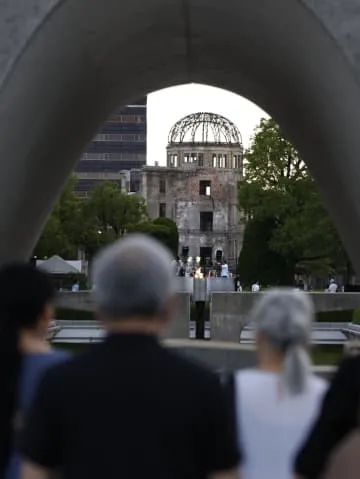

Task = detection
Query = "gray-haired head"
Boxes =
[92,234,175,320]
[251,288,314,395]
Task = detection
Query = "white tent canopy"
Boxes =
[37,255,79,275]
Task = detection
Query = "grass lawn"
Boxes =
[310,345,343,366]
[53,343,90,354]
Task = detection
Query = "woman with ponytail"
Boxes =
[233,288,327,479]
[0,263,68,479]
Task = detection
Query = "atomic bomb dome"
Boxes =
[141,111,244,268]
[166,112,243,170]
[168,112,243,145]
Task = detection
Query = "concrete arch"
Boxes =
[1,0,360,269]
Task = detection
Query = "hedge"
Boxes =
[352,309,360,324]
[55,308,94,321]
[316,310,354,323]
[56,307,357,323]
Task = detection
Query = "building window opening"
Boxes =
[159,178,166,193]
[169,154,178,167]
[199,180,211,196]
[130,171,141,193]
[191,153,197,162]
[159,203,166,217]
[182,246,189,259]
[233,155,241,169]
[212,154,217,168]
[219,155,226,168]
[200,212,213,232]
[200,247,212,266]
[216,250,223,263]
[198,153,204,167]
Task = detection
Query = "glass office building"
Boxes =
[75,97,147,196]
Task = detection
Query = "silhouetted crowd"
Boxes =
[0,235,358,479]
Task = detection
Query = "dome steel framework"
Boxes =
[168,112,243,145]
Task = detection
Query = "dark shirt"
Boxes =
[20,334,239,479]
[295,356,360,478]
[6,351,68,479]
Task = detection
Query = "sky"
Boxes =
[146,83,269,166]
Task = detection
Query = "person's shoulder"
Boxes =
[328,354,360,381]
[335,354,360,384]
[308,374,328,395]
[235,368,272,390]
[38,347,93,385]
[23,350,72,397]
[25,349,70,372]
[47,349,70,364]
[235,368,257,381]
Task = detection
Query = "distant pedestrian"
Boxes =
[20,235,239,479]
[252,281,260,292]
[295,353,360,478]
[235,278,242,292]
[327,279,338,293]
[221,260,229,278]
[71,280,79,292]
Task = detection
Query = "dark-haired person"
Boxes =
[20,235,239,479]
[0,264,68,479]
[294,355,360,478]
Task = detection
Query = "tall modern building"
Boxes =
[74,97,147,197]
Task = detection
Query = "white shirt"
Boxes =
[221,264,229,277]
[235,369,327,479]
[71,283,79,292]
[251,283,260,292]
[328,282,338,293]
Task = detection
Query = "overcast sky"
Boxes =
[146,83,269,166]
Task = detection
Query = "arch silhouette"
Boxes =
[1,0,360,269]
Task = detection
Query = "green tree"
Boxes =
[152,217,179,255]
[35,213,72,259]
[239,118,348,279]
[34,177,80,258]
[35,179,150,260]
[128,218,179,256]
[35,176,110,259]
[88,182,148,237]
[68,198,111,259]
[237,219,294,287]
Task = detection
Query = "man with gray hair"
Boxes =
[20,235,239,479]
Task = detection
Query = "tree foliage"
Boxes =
[88,182,147,237]
[34,179,149,260]
[237,218,294,287]
[35,177,79,259]
[128,217,179,256]
[238,118,349,281]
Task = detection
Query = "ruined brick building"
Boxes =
[141,112,244,268]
